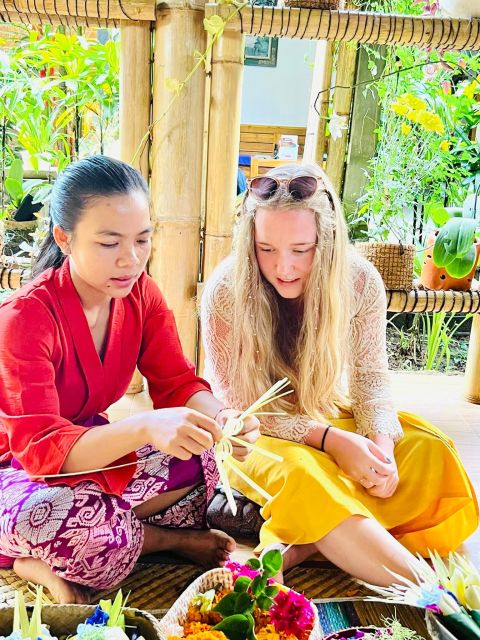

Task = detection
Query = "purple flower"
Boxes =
[426,604,443,615]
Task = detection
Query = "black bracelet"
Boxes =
[320,425,332,452]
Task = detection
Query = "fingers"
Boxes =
[239,416,261,434]
[367,441,395,473]
[189,410,223,442]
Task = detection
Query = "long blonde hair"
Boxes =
[231,163,351,421]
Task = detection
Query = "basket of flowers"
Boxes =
[158,550,321,640]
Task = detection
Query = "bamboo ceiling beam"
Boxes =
[208,4,480,50]
[0,0,154,25]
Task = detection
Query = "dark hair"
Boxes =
[32,155,149,277]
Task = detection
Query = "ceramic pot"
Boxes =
[420,231,480,291]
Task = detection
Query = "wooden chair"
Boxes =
[250,158,299,177]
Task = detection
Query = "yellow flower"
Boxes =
[390,102,410,116]
[417,111,444,134]
[401,123,412,135]
[440,140,450,152]
[463,74,480,100]
[398,93,427,110]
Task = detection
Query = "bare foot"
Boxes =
[13,558,89,604]
[142,525,236,568]
[260,543,318,583]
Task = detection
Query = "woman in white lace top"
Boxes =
[201,163,478,586]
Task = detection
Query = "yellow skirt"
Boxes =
[227,411,479,556]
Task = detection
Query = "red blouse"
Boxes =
[0,259,210,495]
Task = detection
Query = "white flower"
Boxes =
[103,628,129,640]
[329,112,348,141]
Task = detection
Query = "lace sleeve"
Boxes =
[200,259,318,444]
[348,254,403,442]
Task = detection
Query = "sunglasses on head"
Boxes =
[247,175,334,206]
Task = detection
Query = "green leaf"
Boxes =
[4,177,23,204]
[246,558,261,570]
[8,157,23,184]
[264,585,279,598]
[433,218,477,267]
[214,592,238,617]
[256,595,274,610]
[424,202,450,227]
[261,549,282,577]
[234,576,251,593]
[445,245,477,279]
[234,592,254,614]
[250,574,267,597]
[214,614,251,640]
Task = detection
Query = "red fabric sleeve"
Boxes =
[137,277,211,408]
[0,297,88,477]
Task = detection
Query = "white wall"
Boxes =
[241,38,316,127]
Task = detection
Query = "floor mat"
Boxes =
[0,561,367,609]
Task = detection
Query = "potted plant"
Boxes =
[421,185,480,291]
[1,158,52,267]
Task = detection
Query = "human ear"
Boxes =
[52,225,73,255]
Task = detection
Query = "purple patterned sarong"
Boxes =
[0,445,219,588]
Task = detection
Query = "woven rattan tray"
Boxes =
[158,567,322,640]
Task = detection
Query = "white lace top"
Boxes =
[200,250,403,443]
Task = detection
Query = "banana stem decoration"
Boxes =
[214,378,291,516]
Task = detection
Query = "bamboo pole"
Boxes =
[385,290,480,314]
[210,4,480,51]
[303,40,334,165]
[0,0,154,21]
[120,21,152,394]
[202,29,244,282]
[149,3,206,363]
[325,41,357,193]
[465,315,480,404]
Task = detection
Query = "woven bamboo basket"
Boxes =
[355,242,415,290]
[158,567,322,640]
[0,605,163,640]
[284,0,339,8]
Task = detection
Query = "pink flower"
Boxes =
[225,560,260,582]
[270,590,314,637]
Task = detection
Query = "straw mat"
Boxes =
[0,560,367,611]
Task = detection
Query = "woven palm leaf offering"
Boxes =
[366,552,480,640]
[0,590,152,640]
[160,549,321,640]
[214,378,290,517]
[0,588,56,640]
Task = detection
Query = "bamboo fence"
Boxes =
[0,0,154,26]
[211,5,480,51]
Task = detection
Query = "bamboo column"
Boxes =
[120,21,152,393]
[304,41,334,164]
[465,315,480,404]
[150,1,206,363]
[202,29,244,281]
[325,41,358,193]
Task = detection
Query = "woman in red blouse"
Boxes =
[0,156,259,603]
